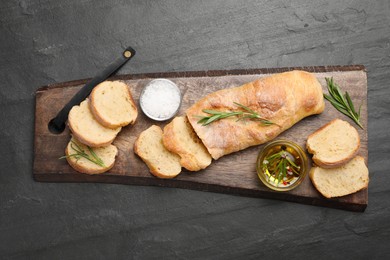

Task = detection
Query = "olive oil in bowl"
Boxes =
[256,139,308,191]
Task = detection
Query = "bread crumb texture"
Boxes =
[307,119,360,168]
[68,99,121,147]
[310,156,369,198]
[90,81,138,128]
[65,136,118,174]
[163,116,212,171]
[134,125,182,178]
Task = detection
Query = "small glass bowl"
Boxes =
[256,139,308,191]
[139,79,182,121]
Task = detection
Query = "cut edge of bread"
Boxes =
[307,118,360,168]
[89,81,138,129]
[309,155,369,198]
[163,116,212,171]
[134,125,182,179]
[65,136,118,174]
[68,99,121,147]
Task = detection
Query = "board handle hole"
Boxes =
[48,118,65,134]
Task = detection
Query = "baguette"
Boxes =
[186,70,325,159]
[134,125,182,178]
[163,116,212,171]
[89,81,138,129]
[310,156,369,198]
[307,119,360,168]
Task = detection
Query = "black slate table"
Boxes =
[1,1,390,259]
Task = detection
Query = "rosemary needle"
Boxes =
[262,150,300,185]
[197,102,274,126]
[59,140,106,167]
[324,77,363,129]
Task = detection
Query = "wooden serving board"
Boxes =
[33,65,368,211]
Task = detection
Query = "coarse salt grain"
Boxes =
[140,79,181,121]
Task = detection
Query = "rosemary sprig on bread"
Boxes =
[197,102,274,126]
[60,140,106,167]
[324,77,363,129]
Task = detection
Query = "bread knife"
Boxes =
[48,46,136,134]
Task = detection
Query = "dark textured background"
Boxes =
[1,0,390,259]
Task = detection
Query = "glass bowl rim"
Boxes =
[256,139,308,192]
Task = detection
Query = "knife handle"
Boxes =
[48,46,136,134]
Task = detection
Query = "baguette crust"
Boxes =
[307,119,360,168]
[163,116,212,171]
[89,81,138,129]
[309,156,369,198]
[186,70,325,159]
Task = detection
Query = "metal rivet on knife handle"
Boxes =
[123,50,132,58]
[48,46,136,134]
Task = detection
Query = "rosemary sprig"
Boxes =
[262,149,300,185]
[197,102,274,126]
[324,77,363,129]
[59,140,106,167]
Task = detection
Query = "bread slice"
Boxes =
[68,99,121,147]
[65,136,118,174]
[310,156,369,198]
[90,81,138,129]
[307,119,360,168]
[163,116,212,171]
[134,125,182,178]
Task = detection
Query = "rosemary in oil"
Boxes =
[261,145,302,186]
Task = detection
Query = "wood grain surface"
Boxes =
[34,65,368,211]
